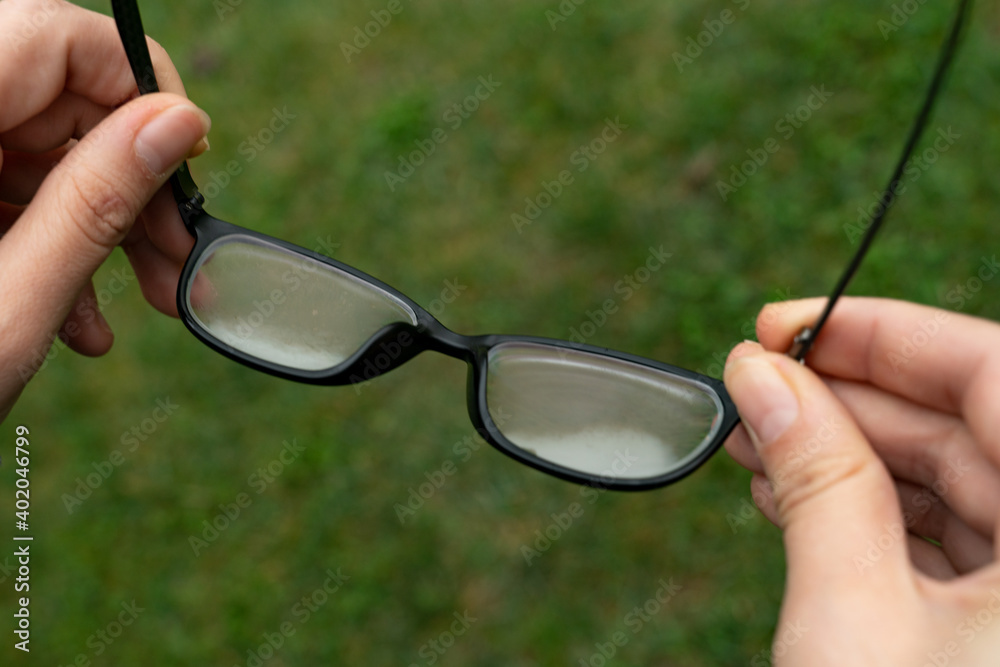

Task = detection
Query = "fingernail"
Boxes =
[724,356,799,449]
[187,136,211,159]
[135,104,212,177]
[724,340,759,370]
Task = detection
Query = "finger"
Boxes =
[0,202,23,233]
[0,148,67,205]
[0,0,186,132]
[121,220,187,318]
[896,479,995,574]
[906,534,957,580]
[749,437,994,578]
[722,341,766,472]
[756,296,999,417]
[724,424,765,475]
[0,93,209,403]
[996,514,1000,562]
[118,186,196,317]
[58,281,114,356]
[755,296,1000,474]
[724,344,911,589]
[1,91,109,153]
[749,473,779,526]
[751,453,992,579]
[2,92,207,162]
[830,378,1000,541]
[128,185,196,265]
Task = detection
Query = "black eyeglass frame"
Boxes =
[111,0,971,492]
[179,208,741,491]
[111,0,741,492]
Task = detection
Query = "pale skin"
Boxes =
[3,1,999,664]
[0,0,209,421]
[724,297,1000,664]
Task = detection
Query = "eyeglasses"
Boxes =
[111,0,969,491]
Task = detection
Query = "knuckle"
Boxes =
[773,455,879,522]
[16,0,63,22]
[61,167,140,249]
[4,0,64,35]
[9,0,56,13]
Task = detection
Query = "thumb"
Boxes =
[723,346,910,588]
[12,92,210,276]
[0,94,209,398]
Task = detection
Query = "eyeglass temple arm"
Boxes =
[111,0,206,233]
[114,0,967,318]
[788,0,971,361]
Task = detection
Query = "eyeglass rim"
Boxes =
[468,343,740,491]
[116,0,970,489]
[176,211,740,490]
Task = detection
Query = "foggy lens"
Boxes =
[485,342,723,480]
[186,236,417,371]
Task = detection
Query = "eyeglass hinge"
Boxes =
[787,326,814,363]
[177,191,206,232]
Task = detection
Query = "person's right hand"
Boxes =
[723,297,1000,665]
[0,0,210,421]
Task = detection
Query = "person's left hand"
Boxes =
[0,0,211,421]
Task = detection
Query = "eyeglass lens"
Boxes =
[485,342,724,479]
[186,236,418,371]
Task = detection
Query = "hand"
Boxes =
[0,0,211,421]
[724,296,1000,665]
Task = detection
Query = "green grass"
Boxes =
[4,0,1000,664]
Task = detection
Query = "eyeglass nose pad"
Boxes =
[787,326,814,363]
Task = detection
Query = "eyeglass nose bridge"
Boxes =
[331,314,484,388]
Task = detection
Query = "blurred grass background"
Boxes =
[4,0,1000,664]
